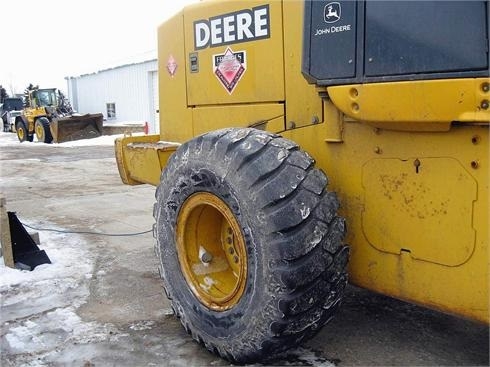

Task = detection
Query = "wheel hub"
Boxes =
[176,192,247,311]
[35,123,44,140]
[18,127,25,140]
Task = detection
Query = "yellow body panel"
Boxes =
[184,1,284,106]
[328,79,490,131]
[116,0,489,323]
[362,157,477,266]
[115,134,179,186]
[24,107,47,132]
[158,11,193,143]
[283,0,323,128]
[192,103,284,135]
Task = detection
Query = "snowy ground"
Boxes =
[0,131,145,147]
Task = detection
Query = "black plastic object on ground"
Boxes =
[8,212,51,270]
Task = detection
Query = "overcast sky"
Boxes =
[0,0,198,95]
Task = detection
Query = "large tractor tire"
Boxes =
[154,128,348,364]
[15,120,33,142]
[35,117,53,143]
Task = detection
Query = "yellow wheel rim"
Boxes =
[35,122,44,141]
[176,192,247,311]
[18,127,25,140]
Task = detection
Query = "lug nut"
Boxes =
[201,252,213,263]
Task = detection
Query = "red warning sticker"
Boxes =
[213,47,246,94]
[166,54,177,77]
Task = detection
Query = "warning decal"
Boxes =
[213,47,247,94]
[167,54,178,77]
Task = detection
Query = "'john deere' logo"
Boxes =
[324,2,341,23]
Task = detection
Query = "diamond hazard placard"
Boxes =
[213,48,247,94]
[166,54,177,77]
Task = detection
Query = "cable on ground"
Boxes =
[21,221,153,237]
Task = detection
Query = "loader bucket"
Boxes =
[50,113,104,143]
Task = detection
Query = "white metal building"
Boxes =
[66,59,159,133]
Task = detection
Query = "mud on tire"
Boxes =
[154,128,349,363]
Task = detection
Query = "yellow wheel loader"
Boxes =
[115,0,489,363]
[15,88,103,143]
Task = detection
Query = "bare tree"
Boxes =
[0,85,8,104]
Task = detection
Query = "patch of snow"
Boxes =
[129,320,155,331]
[0,224,119,364]
[274,347,336,367]
[97,269,107,276]
[4,306,121,354]
[299,202,311,219]
[0,131,145,148]
[0,230,92,289]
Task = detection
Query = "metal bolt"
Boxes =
[233,255,239,263]
[228,247,235,255]
[288,121,296,129]
[227,237,232,244]
[481,100,489,110]
[471,135,480,145]
[201,251,213,263]
[482,83,489,93]
[350,88,359,98]
[352,103,360,112]
[373,146,382,154]
[471,160,479,170]
[311,116,320,124]
[227,227,232,235]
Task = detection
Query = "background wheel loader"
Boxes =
[15,87,103,143]
[115,0,489,363]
